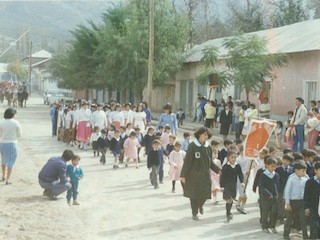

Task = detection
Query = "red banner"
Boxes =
[244,118,277,158]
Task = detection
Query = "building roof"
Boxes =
[31,49,52,59]
[185,19,320,63]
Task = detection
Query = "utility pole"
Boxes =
[146,0,154,108]
[28,41,32,96]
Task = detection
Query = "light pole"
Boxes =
[28,41,32,96]
[146,0,154,108]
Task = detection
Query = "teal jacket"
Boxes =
[66,164,84,184]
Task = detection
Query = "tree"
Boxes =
[50,21,103,99]
[226,0,266,33]
[95,0,189,102]
[271,0,309,27]
[223,34,288,101]
[7,59,28,82]
[308,0,320,19]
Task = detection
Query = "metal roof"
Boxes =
[185,19,320,63]
[31,49,52,59]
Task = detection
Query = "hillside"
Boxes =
[0,0,120,49]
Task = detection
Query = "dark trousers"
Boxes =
[66,182,79,201]
[284,200,308,238]
[235,122,242,140]
[159,161,164,182]
[277,193,285,221]
[260,196,278,229]
[190,198,206,216]
[310,210,320,240]
[99,147,107,164]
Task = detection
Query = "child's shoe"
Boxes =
[67,200,71,206]
[236,205,241,212]
[269,228,277,234]
[73,200,80,205]
[262,228,270,233]
[240,208,247,214]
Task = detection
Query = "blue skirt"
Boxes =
[0,143,18,168]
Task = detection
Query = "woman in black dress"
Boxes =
[180,127,221,220]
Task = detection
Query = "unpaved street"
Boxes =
[0,97,296,240]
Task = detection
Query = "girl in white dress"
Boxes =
[168,142,186,193]
[133,104,146,132]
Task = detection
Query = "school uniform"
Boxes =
[180,140,220,217]
[90,132,101,156]
[166,144,174,156]
[144,133,155,155]
[97,135,109,164]
[275,165,294,221]
[258,170,280,230]
[147,148,162,189]
[218,148,228,165]
[304,176,320,239]
[283,173,309,239]
[110,137,121,157]
[220,162,244,200]
[306,161,315,178]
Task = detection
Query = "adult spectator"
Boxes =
[204,100,216,129]
[38,149,74,200]
[306,107,320,151]
[290,97,308,153]
[0,108,22,185]
[180,127,220,220]
[156,103,178,135]
[142,102,152,125]
[220,103,233,140]
[259,97,271,119]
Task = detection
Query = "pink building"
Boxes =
[173,19,320,120]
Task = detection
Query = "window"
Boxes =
[304,81,317,107]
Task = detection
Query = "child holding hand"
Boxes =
[66,155,83,206]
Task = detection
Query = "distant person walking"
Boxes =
[0,108,22,185]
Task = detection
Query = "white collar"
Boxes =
[194,139,209,147]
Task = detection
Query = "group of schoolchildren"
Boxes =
[214,138,320,239]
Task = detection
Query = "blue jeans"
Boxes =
[293,125,304,153]
[39,178,71,196]
[67,181,79,201]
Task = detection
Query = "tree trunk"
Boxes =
[246,88,250,102]
[85,89,89,101]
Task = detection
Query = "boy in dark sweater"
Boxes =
[147,140,162,189]
[97,129,109,165]
[304,162,320,240]
[275,154,294,224]
[258,156,279,234]
[218,139,232,165]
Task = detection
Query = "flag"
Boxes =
[244,117,277,158]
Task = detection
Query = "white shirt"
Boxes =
[112,111,124,126]
[57,110,64,128]
[72,108,81,128]
[78,108,92,123]
[64,111,72,129]
[259,103,270,117]
[0,119,22,143]
[91,110,107,130]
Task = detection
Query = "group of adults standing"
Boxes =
[200,95,269,141]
